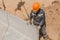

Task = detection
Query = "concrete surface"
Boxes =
[0,10,39,40]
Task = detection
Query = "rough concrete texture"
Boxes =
[0,10,39,40]
[0,0,60,40]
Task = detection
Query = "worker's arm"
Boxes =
[30,11,33,24]
[40,10,46,26]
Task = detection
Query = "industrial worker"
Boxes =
[30,2,48,40]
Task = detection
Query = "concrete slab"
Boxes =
[0,10,8,40]
[0,23,8,40]
[0,10,39,40]
[0,10,8,26]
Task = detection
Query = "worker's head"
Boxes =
[32,2,41,13]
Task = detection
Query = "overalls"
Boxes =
[30,9,48,40]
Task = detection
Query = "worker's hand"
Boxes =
[30,22,32,25]
[29,20,32,25]
[26,20,32,25]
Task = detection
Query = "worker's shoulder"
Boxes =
[39,9,45,14]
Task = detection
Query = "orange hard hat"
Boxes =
[32,2,40,11]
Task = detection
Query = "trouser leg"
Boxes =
[33,22,48,40]
[40,24,48,40]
